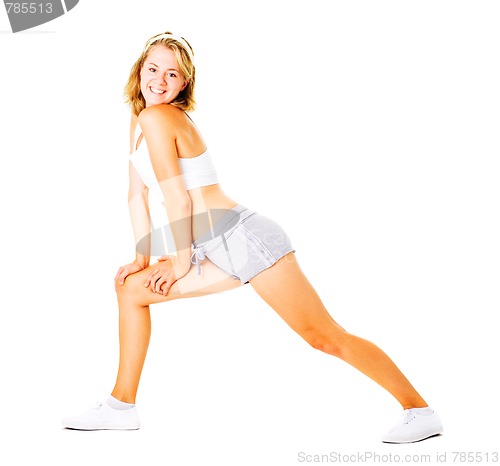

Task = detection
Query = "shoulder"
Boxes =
[138,104,184,131]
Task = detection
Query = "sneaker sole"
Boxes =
[382,425,443,444]
[62,424,140,431]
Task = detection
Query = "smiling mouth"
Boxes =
[150,86,166,95]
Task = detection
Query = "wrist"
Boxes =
[134,256,150,269]
[173,253,191,275]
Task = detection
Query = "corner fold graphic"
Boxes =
[63,0,79,12]
[3,0,80,33]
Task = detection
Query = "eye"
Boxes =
[168,73,177,78]
[149,68,156,73]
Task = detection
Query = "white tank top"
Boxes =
[129,123,219,201]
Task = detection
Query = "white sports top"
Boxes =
[129,123,219,201]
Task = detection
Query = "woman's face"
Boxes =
[140,45,188,108]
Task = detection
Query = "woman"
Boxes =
[62,32,443,443]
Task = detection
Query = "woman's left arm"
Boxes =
[139,105,193,293]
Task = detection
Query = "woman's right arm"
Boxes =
[127,161,151,269]
[114,116,152,285]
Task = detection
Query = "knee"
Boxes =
[114,274,142,300]
[302,328,349,358]
[115,271,164,307]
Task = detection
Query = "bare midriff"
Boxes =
[186,184,239,242]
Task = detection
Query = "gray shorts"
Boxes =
[191,204,295,284]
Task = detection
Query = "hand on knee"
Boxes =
[115,273,143,301]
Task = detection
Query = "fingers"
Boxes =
[159,280,174,296]
[115,267,129,285]
[142,257,173,293]
[115,262,144,285]
[144,257,170,287]
[152,273,173,294]
[144,269,161,291]
[117,261,176,295]
[144,268,159,288]
[154,274,170,294]
[143,267,176,295]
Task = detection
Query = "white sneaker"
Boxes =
[381,408,443,443]
[62,400,140,430]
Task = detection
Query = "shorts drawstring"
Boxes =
[190,246,206,275]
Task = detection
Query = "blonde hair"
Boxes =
[124,31,196,116]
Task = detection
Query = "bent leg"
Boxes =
[249,252,427,409]
[112,259,242,403]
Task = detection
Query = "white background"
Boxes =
[1,1,499,465]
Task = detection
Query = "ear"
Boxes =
[181,78,189,91]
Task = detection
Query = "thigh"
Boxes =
[249,252,346,336]
[121,257,242,306]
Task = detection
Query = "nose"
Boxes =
[154,72,168,85]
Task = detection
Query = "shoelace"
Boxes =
[402,409,416,424]
[190,246,205,275]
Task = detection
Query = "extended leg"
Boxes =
[249,252,427,409]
